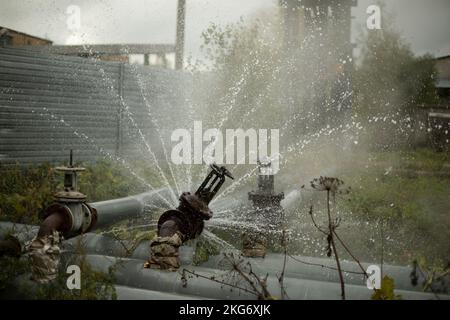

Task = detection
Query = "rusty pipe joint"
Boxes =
[37,160,98,239]
[28,191,97,284]
[145,165,233,270]
[39,202,96,239]
[144,193,210,271]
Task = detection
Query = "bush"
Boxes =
[0,163,56,224]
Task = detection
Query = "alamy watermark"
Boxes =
[366,5,381,30]
[66,5,81,31]
[66,264,81,290]
[65,5,82,44]
[366,264,381,289]
[170,121,280,174]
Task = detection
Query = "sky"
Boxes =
[1,0,450,64]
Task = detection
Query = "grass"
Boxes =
[338,148,450,266]
[285,147,449,268]
[369,148,450,172]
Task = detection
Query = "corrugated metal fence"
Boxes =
[0,47,191,167]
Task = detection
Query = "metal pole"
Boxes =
[175,0,186,70]
[116,63,124,157]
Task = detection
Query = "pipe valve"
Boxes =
[145,164,233,270]
[29,150,96,283]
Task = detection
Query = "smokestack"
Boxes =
[175,0,186,70]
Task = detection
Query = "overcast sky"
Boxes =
[1,0,450,62]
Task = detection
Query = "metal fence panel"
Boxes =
[0,47,188,167]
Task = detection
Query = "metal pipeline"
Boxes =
[2,221,449,295]
[67,254,450,300]
[28,153,174,246]
[39,188,172,240]
[0,186,172,283]
[2,252,447,300]
[0,188,171,248]
[90,188,172,230]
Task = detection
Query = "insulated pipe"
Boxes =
[0,191,165,245]
[0,222,39,241]
[0,226,447,299]
[91,197,143,230]
[1,221,448,293]
[79,254,449,300]
[2,221,449,294]
[90,188,172,230]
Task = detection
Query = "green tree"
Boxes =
[189,17,287,131]
[353,13,438,149]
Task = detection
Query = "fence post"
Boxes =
[116,63,125,157]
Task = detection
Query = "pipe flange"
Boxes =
[41,201,96,238]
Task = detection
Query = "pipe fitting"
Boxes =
[40,202,96,239]
[146,165,233,270]
[144,231,184,270]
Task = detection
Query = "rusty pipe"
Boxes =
[0,208,88,258]
[37,211,71,238]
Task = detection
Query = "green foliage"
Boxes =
[341,149,450,265]
[0,256,29,292]
[371,276,402,300]
[0,254,117,300]
[353,13,439,149]
[193,237,221,265]
[189,16,290,134]
[77,160,145,202]
[0,163,56,224]
[34,256,117,300]
[372,148,450,171]
[412,256,449,293]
